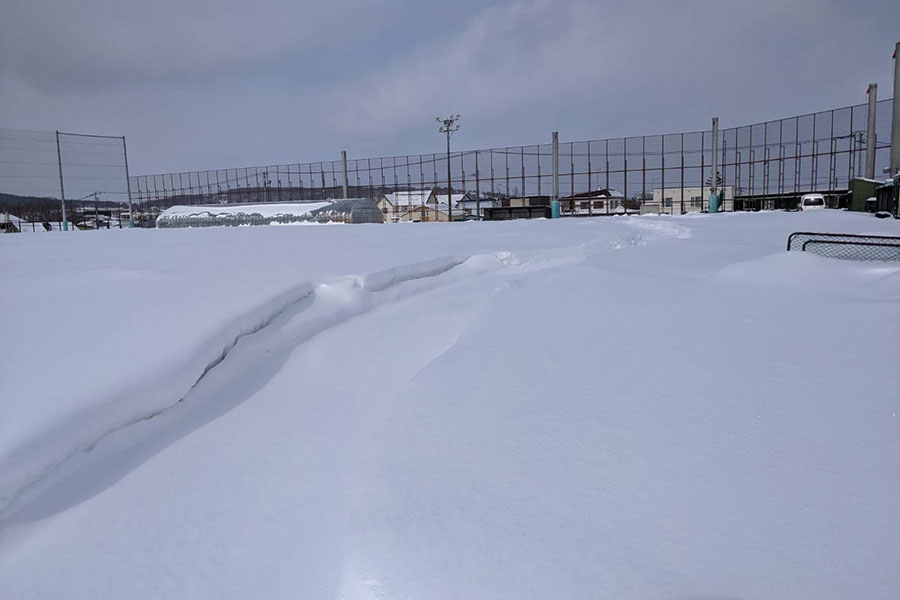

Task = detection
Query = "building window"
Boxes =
[580,201,591,210]
[690,196,702,207]
[664,197,673,207]
[593,201,604,209]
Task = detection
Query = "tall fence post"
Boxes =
[55,131,68,231]
[447,138,453,222]
[341,150,349,199]
[474,150,481,220]
[866,83,878,179]
[123,136,135,227]
[710,117,719,213]
[890,41,900,177]
[551,131,560,218]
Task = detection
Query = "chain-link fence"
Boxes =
[2,98,894,231]
[129,97,894,224]
[0,129,133,232]
[787,231,900,261]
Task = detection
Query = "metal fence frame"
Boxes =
[127,98,893,225]
[0,129,133,230]
[1,98,894,230]
[787,231,900,260]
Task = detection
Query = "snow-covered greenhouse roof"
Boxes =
[156,199,382,228]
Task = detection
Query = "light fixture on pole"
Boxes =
[437,115,460,222]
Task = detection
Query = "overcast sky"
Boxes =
[1,0,898,175]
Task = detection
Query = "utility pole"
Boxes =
[710,117,719,212]
[55,131,68,231]
[123,136,134,227]
[866,83,878,179]
[890,42,900,177]
[551,131,560,218]
[475,151,481,220]
[437,115,460,222]
[341,150,349,199]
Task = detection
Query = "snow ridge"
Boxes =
[0,255,494,523]
[0,221,686,524]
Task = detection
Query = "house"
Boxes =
[430,192,472,220]
[454,194,497,219]
[377,190,492,222]
[645,186,734,214]
[376,190,437,222]
[557,189,633,216]
[398,202,450,223]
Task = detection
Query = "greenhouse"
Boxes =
[155,198,382,228]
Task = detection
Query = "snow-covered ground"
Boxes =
[1,211,898,599]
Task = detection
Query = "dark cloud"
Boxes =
[1,0,897,175]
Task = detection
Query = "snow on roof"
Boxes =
[451,194,479,205]
[305,198,384,224]
[457,197,497,206]
[385,190,435,207]
[158,202,330,220]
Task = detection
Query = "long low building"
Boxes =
[155,198,383,228]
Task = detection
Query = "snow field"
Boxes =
[1,211,898,599]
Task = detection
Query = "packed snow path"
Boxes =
[1,212,898,599]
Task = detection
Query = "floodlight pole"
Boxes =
[710,117,719,212]
[55,131,68,231]
[890,41,900,177]
[437,115,460,222]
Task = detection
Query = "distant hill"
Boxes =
[0,192,123,208]
[0,192,56,206]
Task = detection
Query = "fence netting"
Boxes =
[0,129,131,231]
[787,232,900,261]
[127,98,893,223]
[1,97,895,231]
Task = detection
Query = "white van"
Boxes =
[800,194,826,211]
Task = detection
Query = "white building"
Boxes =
[398,203,451,223]
[376,190,438,222]
[645,186,734,214]
[452,194,497,219]
[377,190,495,222]
[558,189,631,216]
